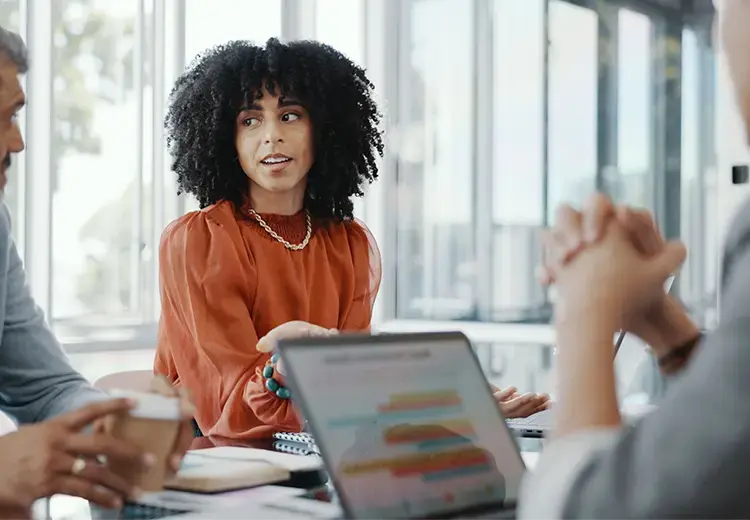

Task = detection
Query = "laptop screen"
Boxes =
[280,333,526,519]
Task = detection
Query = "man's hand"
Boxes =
[0,399,151,514]
[491,385,551,419]
[538,195,699,353]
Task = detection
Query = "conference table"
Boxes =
[50,434,545,519]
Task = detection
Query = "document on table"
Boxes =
[186,446,324,471]
[135,485,305,511]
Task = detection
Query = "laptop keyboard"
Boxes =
[507,409,554,428]
[94,503,191,519]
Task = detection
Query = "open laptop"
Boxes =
[507,274,676,437]
[278,331,527,519]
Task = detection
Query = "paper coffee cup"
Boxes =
[106,389,181,492]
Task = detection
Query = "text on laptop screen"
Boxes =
[282,337,526,519]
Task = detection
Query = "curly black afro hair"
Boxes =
[164,37,384,221]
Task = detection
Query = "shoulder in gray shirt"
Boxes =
[0,202,102,423]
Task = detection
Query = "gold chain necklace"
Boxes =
[247,209,312,251]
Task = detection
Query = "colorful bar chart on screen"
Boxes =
[341,446,490,478]
[327,390,465,429]
[377,390,463,412]
[338,440,502,516]
[383,420,476,445]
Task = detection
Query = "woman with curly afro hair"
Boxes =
[155,38,383,439]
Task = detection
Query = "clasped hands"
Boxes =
[539,193,695,349]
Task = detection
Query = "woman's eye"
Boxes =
[281,112,300,122]
[243,117,259,127]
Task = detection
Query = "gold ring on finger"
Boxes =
[71,457,87,476]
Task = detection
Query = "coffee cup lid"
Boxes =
[108,389,182,420]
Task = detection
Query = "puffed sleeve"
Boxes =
[340,218,382,330]
[156,211,297,438]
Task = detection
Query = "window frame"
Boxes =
[383,0,717,332]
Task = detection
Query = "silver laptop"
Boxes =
[278,331,527,519]
[507,274,676,438]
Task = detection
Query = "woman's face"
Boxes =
[235,86,314,205]
[719,0,750,138]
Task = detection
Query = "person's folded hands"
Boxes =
[537,194,665,285]
[542,197,687,330]
[538,193,698,350]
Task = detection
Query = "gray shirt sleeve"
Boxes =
[522,203,750,518]
[0,204,104,423]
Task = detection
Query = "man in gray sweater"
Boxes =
[0,27,193,517]
[520,1,750,517]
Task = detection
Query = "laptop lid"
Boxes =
[279,331,526,520]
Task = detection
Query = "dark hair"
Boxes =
[164,38,384,220]
[0,26,28,73]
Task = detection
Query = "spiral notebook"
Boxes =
[273,441,320,456]
[272,432,319,456]
[273,431,317,445]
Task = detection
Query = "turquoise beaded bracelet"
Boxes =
[263,353,291,399]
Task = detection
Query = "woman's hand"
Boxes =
[256,321,338,375]
[491,385,551,419]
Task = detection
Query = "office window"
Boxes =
[493,0,544,227]
[0,0,20,31]
[547,1,598,222]
[184,0,282,64]
[315,0,365,218]
[315,0,364,64]
[681,27,717,326]
[681,28,700,309]
[614,9,653,209]
[491,0,546,320]
[51,0,144,329]
[395,0,475,320]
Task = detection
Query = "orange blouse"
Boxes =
[155,200,381,439]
